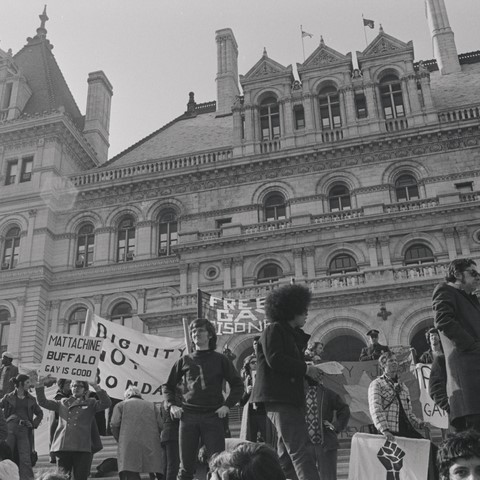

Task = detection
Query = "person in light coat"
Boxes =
[36,377,111,480]
[110,386,164,480]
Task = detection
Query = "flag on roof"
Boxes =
[302,30,313,38]
[363,18,375,29]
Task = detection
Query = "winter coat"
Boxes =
[432,283,480,426]
[0,391,43,428]
[36,387,110,453]
[251,322,310,407]
[110,397,163,473]
[0,365,18,395]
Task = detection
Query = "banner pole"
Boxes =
[182,317,192,354]
[82,309,93,337]
[197,288,202,318]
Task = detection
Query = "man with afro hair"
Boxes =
[251,283,323,480]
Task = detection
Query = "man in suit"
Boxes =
[0,352,18,398]
[432,258,480,432]
[359,329,390,361]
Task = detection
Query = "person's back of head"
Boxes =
[209,443,286,480]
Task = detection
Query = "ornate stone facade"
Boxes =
[1,3,480,365]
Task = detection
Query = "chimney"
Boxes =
[425,0,461,74]
[215,28,240,116]
[83,71,113,164]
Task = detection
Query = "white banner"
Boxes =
[348,433,430,480]
[415,363,449,429]
[86,314,186,401]
[39,333,103,382]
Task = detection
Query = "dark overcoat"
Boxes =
[250,322,310,407]
[432,283,480,426]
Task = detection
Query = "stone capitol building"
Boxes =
[1,0,480,369]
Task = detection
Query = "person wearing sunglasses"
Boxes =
[433,258,480,432]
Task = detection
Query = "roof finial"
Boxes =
[320,35,324,45]
[379,24,384,33]
[262,47,268,58]
[37,5,49,38]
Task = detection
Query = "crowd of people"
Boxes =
[0,258,478,479]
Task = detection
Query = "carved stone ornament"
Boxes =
[371,39,398,55]
[311,52,337,66]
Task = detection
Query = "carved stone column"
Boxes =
[443,227,457,260]
[304,247,316,279]
[364,83,378,120]
[11,296,26,358]
[93,295,103,316]
[136,289,146,314]
[303,94,315,131]
[179,264,188,294]
[366,237,378,267]
[190,263,200,293]
[244,105,255,142]
[49,300,61,333]
[405,74,422,114]
[281,98,294,137]
[233,257,243,288]
[380,236,391,266]
[222,258,232,290]
[95,226,114,265]
[457,225,471,256]
[342,86,356,126]
[293,248,304,280]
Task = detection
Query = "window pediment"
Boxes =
[358,30,412,61]
[240,53,293,86]
[298,42,351,74]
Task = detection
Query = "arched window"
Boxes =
[329,254,358,274]
[264,192,286,221]
[404,244,434,265]
[0,309,10,355]
[117,216,136,262]
[1,226,20,270]
[328,185,351,211]
[67,308,87,335]
[395,174,419,202]
[257,263,283,284]
[319,86,341,129]
[75,224,95,268]
[159,210,178,257]
[379,74,405,119]
[111,302,133,328]
[260,97,280,140]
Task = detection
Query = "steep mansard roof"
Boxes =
[14,34,84,129]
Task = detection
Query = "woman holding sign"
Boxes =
[36,377,111,480]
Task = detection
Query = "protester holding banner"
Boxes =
[36,377,111,480]
[163,318,244,480]
[110,385,164,480]
[250,283,323,480]
[0,374,42,480]
[432,258,480,432]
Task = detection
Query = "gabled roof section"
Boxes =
[13,8,84,129]
[358,26,413,61]
[240,48,293,85]
[297,37,352,73]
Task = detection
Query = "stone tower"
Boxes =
[425,0,461,74]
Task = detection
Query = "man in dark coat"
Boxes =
[251,283,323,480]
[359,330,390,361]
[0,352,18,397]
[432,257,480,432]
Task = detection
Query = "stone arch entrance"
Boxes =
[410,318,434,360]
[324,333,366,361]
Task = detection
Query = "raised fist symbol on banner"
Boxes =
[377,440,406,480]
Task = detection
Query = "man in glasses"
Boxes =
[432,258,480,432]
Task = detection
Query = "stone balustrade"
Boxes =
[438,105,480,123]
[460,191,480,202]
[259,138,281,154]
[198,230,222,240]
[385,118,409,132]
[312,208,363,223]
[384,197,439,213]
[242,219,291,235]
[321,128,344,143]
[69,148,233,186]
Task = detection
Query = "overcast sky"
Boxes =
[1,1,479,159]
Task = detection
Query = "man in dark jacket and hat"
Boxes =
[0,352,18,398]
[432,257,480,432]
[359,330,390,361]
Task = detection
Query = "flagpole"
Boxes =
[182,317,192,354]
[362,14,368,47]
[82,309,93,337]
[300,25,306,62]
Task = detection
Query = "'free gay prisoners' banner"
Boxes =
[40,333,103,382]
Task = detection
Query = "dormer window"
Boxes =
[260,97,280,140]
[319,86,341,129]
[379,74,405,119]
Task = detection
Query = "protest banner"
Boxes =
[414,363,449,429]
[348,433,430,480]
[39,332,103,382]
[85,313,186,401]
[198,289,268,335]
